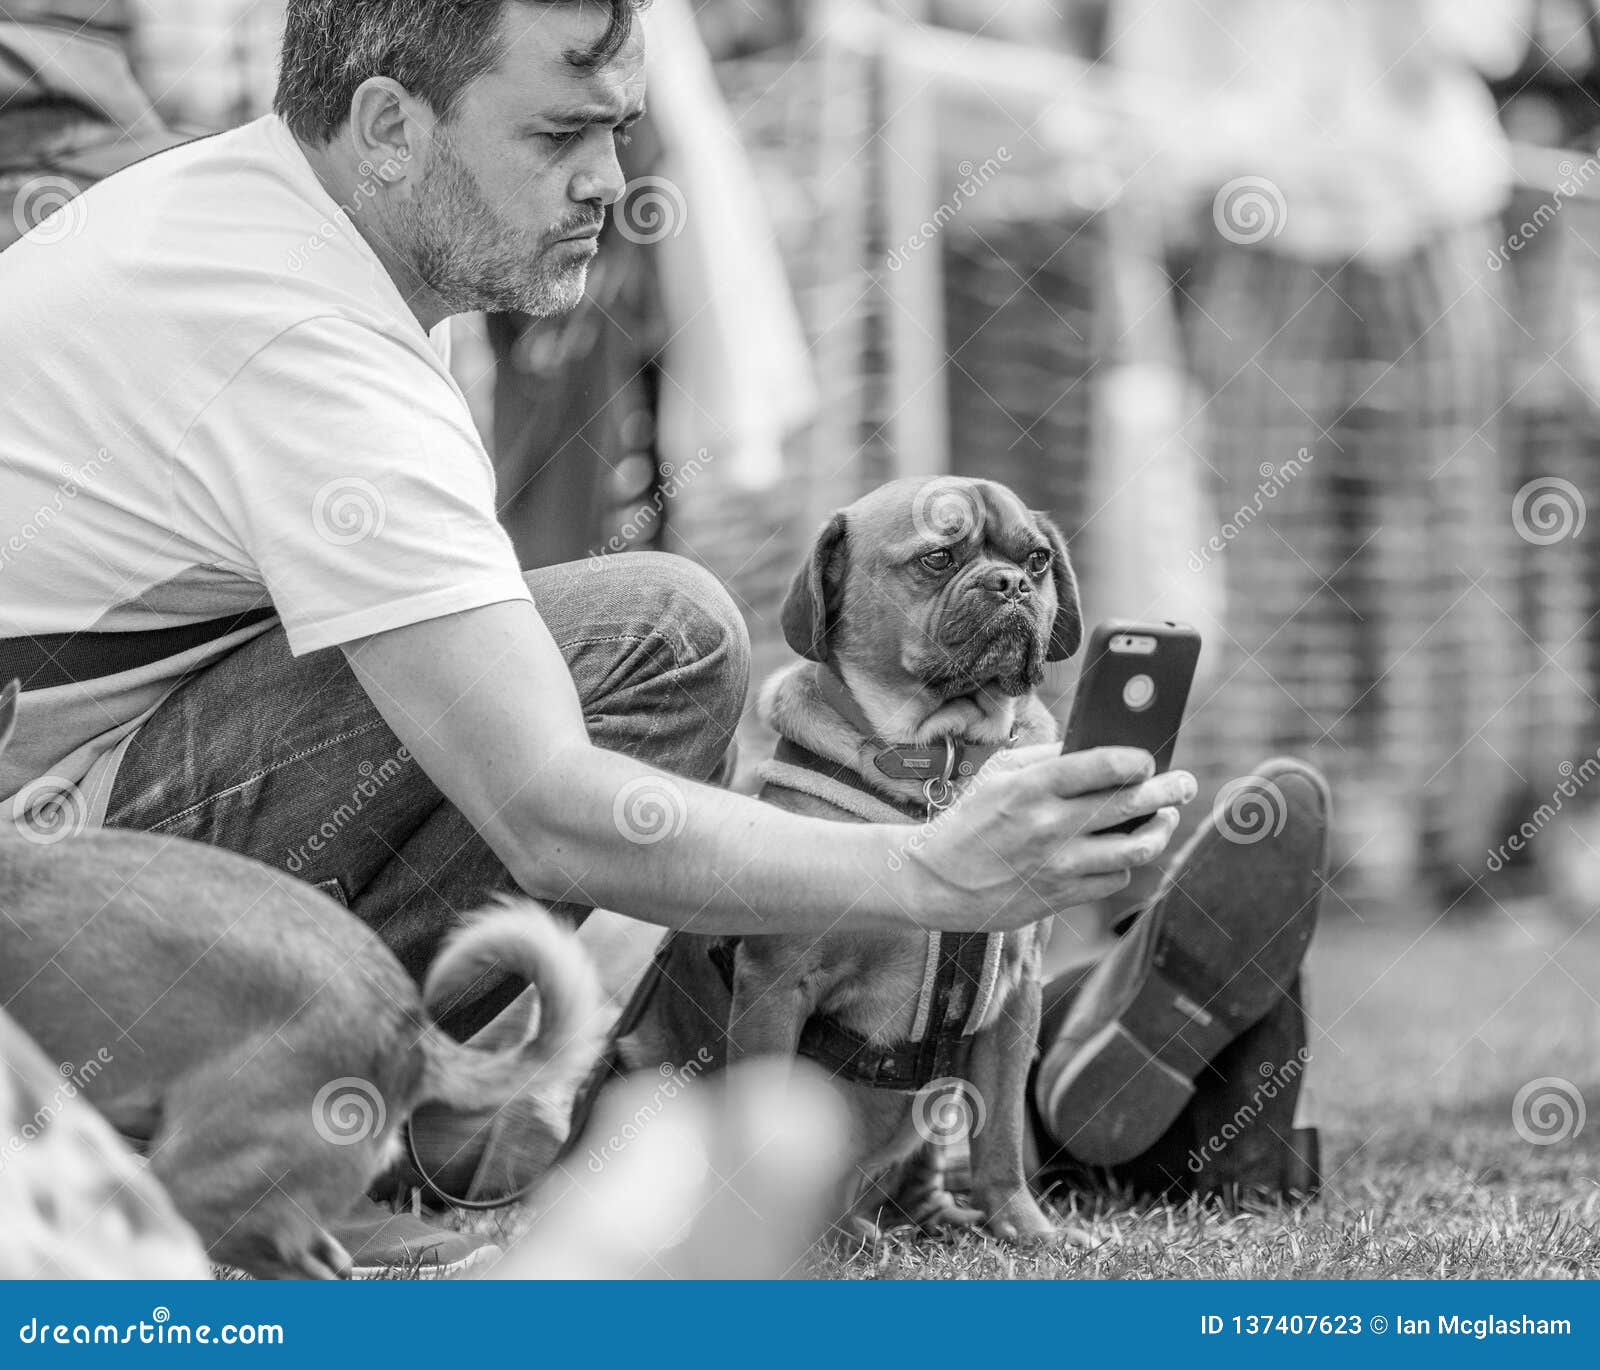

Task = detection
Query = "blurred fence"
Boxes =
[1501,148,1600,786]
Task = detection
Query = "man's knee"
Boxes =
[580,552,751,730]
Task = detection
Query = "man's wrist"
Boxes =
[841,821,955,933]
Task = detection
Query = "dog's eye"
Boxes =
[1026,549,1052,576]
[920,549,955,573]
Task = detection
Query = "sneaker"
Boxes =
[1183,974,1322,1204]
[1031,982,1323,1206]
[335,1198,500,1279]
[1036,758,1329,1166]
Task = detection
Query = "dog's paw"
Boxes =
[974,1190,1059,1246]
[828,1212,892,1250]
[887,1169,984,1234]
[914,1188,985,1234]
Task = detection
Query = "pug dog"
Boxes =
[619,476,1081,1243]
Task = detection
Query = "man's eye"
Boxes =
[543,130,583,148]
[1026,549,1052,576]
[920,549,955,573]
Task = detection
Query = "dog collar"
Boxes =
[815,666,1016,810]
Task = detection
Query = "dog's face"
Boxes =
[780,478,1081,699]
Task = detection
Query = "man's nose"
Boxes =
[570,137,627,209]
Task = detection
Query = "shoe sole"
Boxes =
[351,1243,502,1281]
[1047,759,1329,1166]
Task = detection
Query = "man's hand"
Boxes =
[903,746,1196,931]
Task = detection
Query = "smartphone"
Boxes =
[1061,620,1202,833]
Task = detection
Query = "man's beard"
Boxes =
[397,137,601,318]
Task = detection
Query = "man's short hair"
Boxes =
[275,0,645,145]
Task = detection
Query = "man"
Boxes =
[0,0,1322,1273]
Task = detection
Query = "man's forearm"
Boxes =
[490,744,925,936]
[341,605,1189,939]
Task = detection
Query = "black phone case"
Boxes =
[1062,621,1202,833]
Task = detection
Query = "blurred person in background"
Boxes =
[1108,0,1534,910]
[1492,0,1600,148]
[0,1,185,248]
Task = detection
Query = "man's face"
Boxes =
[399,2,645,318]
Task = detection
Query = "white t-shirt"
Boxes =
[0,114,533,819]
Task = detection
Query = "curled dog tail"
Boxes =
[416,897,605,1116]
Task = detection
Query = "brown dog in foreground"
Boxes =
[0,680,602,1279]
[617,476,1081,1243]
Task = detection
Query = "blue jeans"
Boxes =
[103,553,750,1036]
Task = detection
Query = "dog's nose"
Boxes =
[980,567,1029,599]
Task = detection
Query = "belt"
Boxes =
[0,607,278,692]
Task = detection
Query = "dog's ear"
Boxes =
[780,513,849,663]
[0,680,18,760]
[1039,516,1082,660]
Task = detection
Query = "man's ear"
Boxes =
[0,679,18,760]
[780,513,849,663]
[1039,516,1083,661]
[347,77,427,190]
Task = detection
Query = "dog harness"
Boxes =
[738,673,1020,1092]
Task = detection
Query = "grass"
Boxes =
[805,908,1600,1279]
[432,906,1600,1280]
